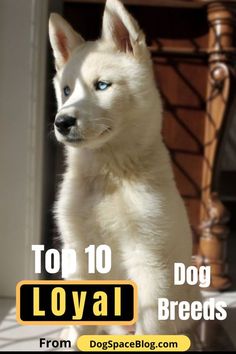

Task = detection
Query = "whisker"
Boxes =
[92,117,113,123]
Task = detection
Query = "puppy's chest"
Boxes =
[61,175,157,235]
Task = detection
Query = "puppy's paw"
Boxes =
[97,325,135,335]
[59,326,78,351]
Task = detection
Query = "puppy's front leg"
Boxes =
[129,266,175,335]
[60,267,99,348]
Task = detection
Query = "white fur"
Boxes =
[49,0,200,340]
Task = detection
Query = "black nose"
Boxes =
[55,115,76,134]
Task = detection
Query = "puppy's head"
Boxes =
[49,0,155,149]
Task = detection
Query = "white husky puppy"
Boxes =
[49,0,200,340]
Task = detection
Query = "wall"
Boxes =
[0,0,48,297]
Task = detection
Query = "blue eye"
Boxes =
[95,81,112,91]
[63,85,71,97]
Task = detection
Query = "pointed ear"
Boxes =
[49,13,84,71]
[102,0,146,54]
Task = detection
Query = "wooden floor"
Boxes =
[0,295,235,351]
[189,319,235,351]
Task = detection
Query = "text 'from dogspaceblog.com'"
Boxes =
[16,244,228,326]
